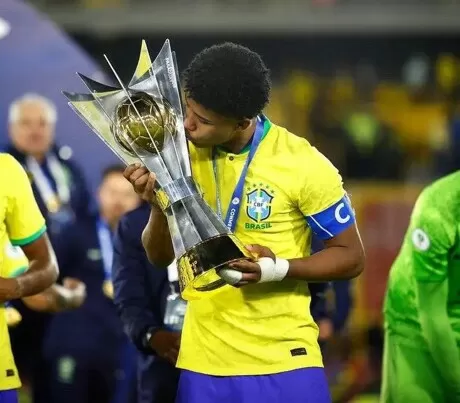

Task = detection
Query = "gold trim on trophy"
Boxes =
[179,234,253,300]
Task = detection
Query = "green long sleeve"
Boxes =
[417,281,460,399]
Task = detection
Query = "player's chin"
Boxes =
[187,135,211,148]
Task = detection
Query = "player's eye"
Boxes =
[198,118,212,125]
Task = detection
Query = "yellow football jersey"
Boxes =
[4,242,28,327]
[0,153,46,390]
[177,118,354,376]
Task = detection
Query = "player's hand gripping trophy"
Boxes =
[63,40,254,300]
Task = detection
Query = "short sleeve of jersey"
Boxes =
[409,190,453,283]
[298,145,354,240]
[4,154,46,246]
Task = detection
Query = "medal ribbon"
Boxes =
[212,116,265,232]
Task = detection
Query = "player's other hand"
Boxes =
[318,318,334,342]
[149,330,181,365]
[63,277,86,309]
[227,244,276,286]
[123,163,157,205]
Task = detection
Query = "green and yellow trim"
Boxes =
[10,225,47,246]
[9,266,28,278]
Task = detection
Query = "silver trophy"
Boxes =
[63,40,253,300]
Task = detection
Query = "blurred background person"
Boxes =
[113,203,182,403]
[0,152,83,403]
[41,165,141,403]
[382,171,460,402]
[4,93,91,236]
[3,93,92,403]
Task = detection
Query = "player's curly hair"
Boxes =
[183,43,271,120]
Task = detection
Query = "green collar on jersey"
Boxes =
[217,115,272,155]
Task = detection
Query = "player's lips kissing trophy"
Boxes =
[63,39,253,300]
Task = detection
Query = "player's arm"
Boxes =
[229,147,364,284]
[410,200,460,396]
[287,224,363,281]
[123,164,174,267]
[288,147,364,281]
[23,221,87,312]
[22,278,86,313]
[0,156,58,302]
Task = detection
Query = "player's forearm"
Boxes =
[15,256,58,299]
[418,281,460,393]
[22,284,77,313]
[141,205,175,267]
[0,252,58,302]
[286,245,364,282]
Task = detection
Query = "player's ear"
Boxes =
[236,118,252,131]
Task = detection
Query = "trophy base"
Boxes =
[178,234,253,300]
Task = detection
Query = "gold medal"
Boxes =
[103,280,114,299]
[6,306,22,327]
[47,196,61,214]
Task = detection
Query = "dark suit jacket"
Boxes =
[112,204,179,403]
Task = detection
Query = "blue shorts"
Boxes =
[0,390,18,403]
[175,367,331,403]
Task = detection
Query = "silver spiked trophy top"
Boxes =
[63,40,253,300]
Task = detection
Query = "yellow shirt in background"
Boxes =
[0,153,46,390]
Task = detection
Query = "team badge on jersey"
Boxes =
[412,228,430,251]
[244,184,275,231]
[246,185,274,222]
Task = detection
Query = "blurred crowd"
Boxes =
[264,52,460,184]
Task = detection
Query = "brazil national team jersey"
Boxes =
[0,153,46,390]
[177,117,355,376]
[384,171,460,348]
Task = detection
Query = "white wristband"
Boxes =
[258,257,289,283]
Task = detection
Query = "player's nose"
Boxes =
[184,116,197,133]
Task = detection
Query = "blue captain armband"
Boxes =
[305,195,355,240]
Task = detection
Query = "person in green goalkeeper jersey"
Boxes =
[382,171,460,403]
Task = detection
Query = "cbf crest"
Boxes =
[246,183,275,223]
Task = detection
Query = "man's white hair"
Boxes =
[8,93,57,125]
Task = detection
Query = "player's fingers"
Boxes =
[123,163,141,179]
[229,260,259,273]
[133,173,150,192]
[236,272,260,286]
[143,173,156,197]
[129,166,149,183]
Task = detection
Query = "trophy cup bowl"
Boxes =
[112,92,177,156]
[63,39,254,300]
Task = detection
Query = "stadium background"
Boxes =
[2,0,460,401]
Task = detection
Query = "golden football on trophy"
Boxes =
[112,92,177,155]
